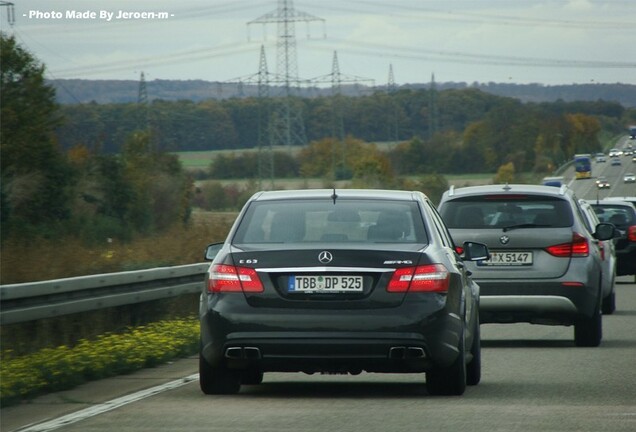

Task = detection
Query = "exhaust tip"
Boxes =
[225,347,243,359]
[389,346,426,359]
[244,347,261,359]
[389,346,406,359]
[225,346,262,360]
[406,347,425,358]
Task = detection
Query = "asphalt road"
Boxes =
[3,276,635,432]
[569,136,636,199]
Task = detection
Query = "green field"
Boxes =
[175,149,497,188]
[173,146,306,171]
[172,150,224,170]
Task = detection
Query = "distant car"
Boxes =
[611,158,622,166]
[633,155,636,163]
[624,173,636,183]
[542,176,564,187]
[200,189,490,396]
[595,154,606,163]
[596,176,610,189]
[609,148,622,157]
[438,184,616,347]
[588,199,636,277]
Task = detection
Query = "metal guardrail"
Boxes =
[0,263,210,325]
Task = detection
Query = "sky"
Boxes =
[2,0,635,87]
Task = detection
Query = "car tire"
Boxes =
[241,368,264,385]
[426,325,467,396]
[199,350,241,395]
[466,317,481,386]
[602,291,616,315]
[574,303,602,347]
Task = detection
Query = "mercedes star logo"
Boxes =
[318,251,333,263]
[500,235,510,245]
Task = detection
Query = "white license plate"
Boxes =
[288,275,363,292]
[479,251,533,266]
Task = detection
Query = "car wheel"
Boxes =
[466,317,481,386]
[426,325,467,396]
[241,368,264,385]
[602,291,616,315]
[574,303,602,347]
[199,350,241,395]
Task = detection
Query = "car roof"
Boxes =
[586,198,636,209]
[249,189,426,202]
[443,183,570,199]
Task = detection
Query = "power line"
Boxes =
[310,38,636,69]
[312,0,636,30]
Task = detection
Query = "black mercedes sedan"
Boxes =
[199,189,489,396]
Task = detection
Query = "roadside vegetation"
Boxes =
[0,317,198,407]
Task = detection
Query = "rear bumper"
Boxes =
[200,295,467,374]
[476,280,599,325]
[205,332,441,373]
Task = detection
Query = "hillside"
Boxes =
[49,79,636,107]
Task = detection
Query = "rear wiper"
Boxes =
[502,223,551,232]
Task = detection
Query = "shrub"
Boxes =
[0,317,199,407]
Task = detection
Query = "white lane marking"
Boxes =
[13,374,199,432]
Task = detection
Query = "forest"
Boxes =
[56,87,634,178]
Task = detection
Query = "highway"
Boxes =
[3,276,636,432]
[568,136,636,199]
[2,137,634,432]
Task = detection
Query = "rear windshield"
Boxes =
[440,196,574,229]
[590,204,635,228]
[232,199,428,244]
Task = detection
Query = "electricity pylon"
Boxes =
[428,73,439,139]
[221,46,277,188]
[387,64,399,142]
[137,71,151,134]
[387,64,396,93]
[310,51,374,179]
[256,46,275,189]
[248,0,325,150]
[137,71,148,105]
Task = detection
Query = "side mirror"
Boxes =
[461,241,490,261]
[204,242,224,261]
[593,223,616,241]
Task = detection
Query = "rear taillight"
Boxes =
[628,225,636,242]
[207,264,264,293]
[387,264,450,293]
[561,282,584,287]
[545,232,589,257]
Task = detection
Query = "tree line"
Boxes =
[3,32,636,248]
[57,88,628,161]
[200,96,632,179]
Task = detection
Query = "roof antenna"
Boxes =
[331,187,338,204]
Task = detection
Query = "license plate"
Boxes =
[288,275,363,292]
[479,251,533,266]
